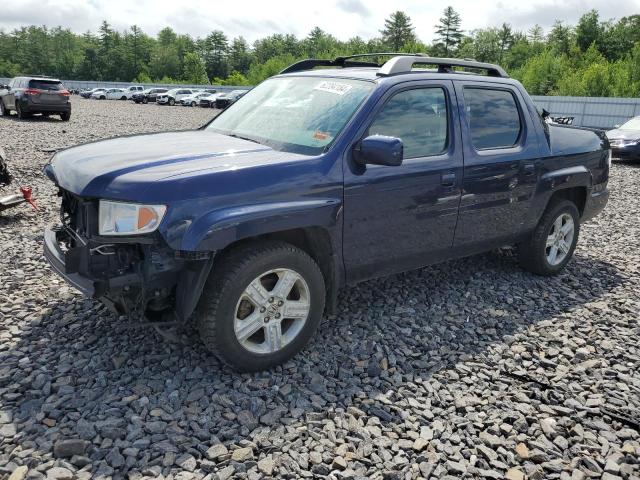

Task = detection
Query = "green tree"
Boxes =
[497,23,514,61]
[229,37,252,74]
[182,52,209,84]
[434,6,463,56]
[548,21,573,56]
[576,10,602,52]
[201,30,228,79]
[380,11,416,51]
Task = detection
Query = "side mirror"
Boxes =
[541,108,550,119]
[353,135,403,167]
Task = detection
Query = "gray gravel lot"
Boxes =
[0,98,639,480]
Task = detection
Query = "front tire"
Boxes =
[196,241,326,372]
[142,97,148,104]
[169,98,175,106]
[0,101,9,116]
[519,199,580,275]
[60,112,70,121]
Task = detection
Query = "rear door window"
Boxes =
[463,87,522,150]
[29,80,63,91]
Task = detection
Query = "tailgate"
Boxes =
[28,79,68,106]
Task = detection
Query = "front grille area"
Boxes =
[57,189,144,279]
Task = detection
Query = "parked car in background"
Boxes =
[199,92,223,108]
[131,88,168,104]
[91,88,127,100]
[157,88,195,106]
[180,91,212,107]
[81,88,105,99]
[124,86,144,99]
[215,89,247,109]
[43,54,610,371]
[0,76,71,121]
[607,116,640,161]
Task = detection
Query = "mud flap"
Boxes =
[175,256,215,322]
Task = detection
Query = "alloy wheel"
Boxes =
[233,268,311,354]
[545,213,574,266]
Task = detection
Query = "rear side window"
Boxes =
[368,88,448,159]
[29,80,63,91]
[463,88,522,150]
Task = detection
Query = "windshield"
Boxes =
[207,77,373,155]
[620,117,640,130]
[29,80,63,91]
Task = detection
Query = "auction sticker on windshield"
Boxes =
[314,81,353,95]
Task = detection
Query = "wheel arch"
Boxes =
[547,185,588,216]
[213,226,340,314]
[175,225,341,322]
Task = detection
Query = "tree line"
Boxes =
[1,9,639,97]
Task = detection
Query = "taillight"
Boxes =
[24,88,41,96]
[59,90,70,97]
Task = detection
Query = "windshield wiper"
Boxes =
[227,133,262,145]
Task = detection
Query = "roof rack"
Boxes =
[280,54,509,78]
[377,56,509,78]
[280,53,422,74]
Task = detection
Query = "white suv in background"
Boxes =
[90,88,127,100]
[156,88,195,106]
[123,86,144,99]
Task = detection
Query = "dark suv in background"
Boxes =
[131,88,169,104]
[0,76,71,121]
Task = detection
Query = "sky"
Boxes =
[1,0,639,43]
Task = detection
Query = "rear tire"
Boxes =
[120,96,126,100]
[518,199,580,276]
[16,103,28,120]
[196,241,326,372]
[60,112,70,121]
[0,101,9,117]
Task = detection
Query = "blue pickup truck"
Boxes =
[43,54,610,371]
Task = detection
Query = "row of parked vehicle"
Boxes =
[79,85,248,109]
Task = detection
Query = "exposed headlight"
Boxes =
[98,200,166,236]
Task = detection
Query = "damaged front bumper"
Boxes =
[43,222,213,322]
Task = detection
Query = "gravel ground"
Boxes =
[0,98,638,480]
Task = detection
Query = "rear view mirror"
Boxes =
[354,135,403,167]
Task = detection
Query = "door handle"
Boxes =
[441,172,456,187]
[523,163,536,176]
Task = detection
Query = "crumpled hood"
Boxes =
[47,130,306,199]
[606,128,640,141]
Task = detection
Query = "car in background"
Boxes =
[81,88,105,99]
[131,88,168,104]
[123,86,144,99]
[157,88,195,106]
[215,89,248,109]
[0,76,71,121]
[607,116,640,161]
[91,88,127,100]
[180,91,212,107]
[199,92,224,108]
